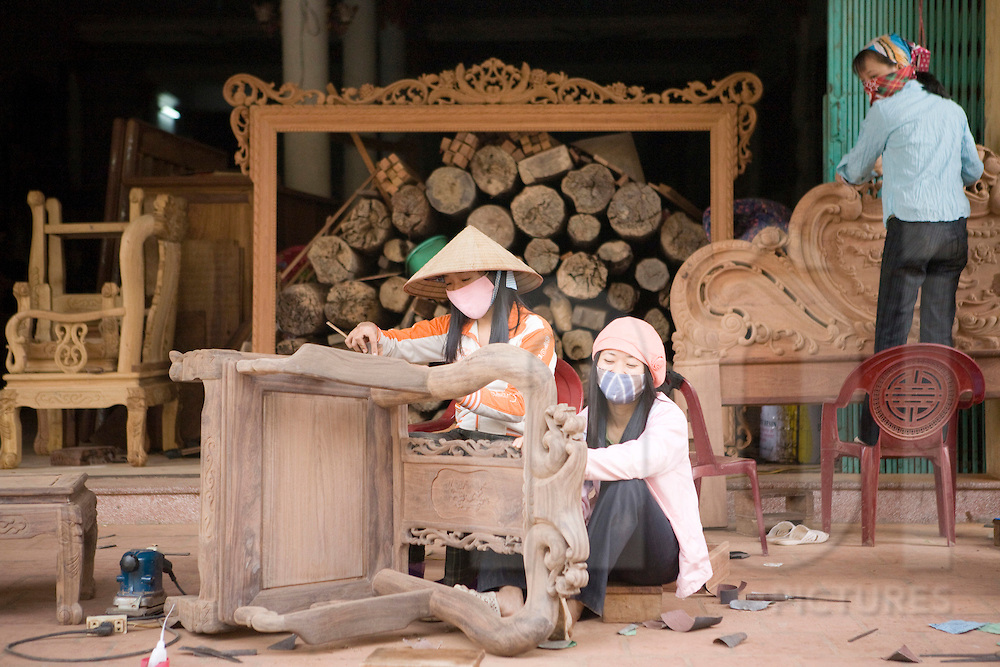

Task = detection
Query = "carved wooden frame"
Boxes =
[223,59,763,352]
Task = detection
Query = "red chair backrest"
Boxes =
[668,372,716,466]
[555,358,584,411]
[833,343,984,452]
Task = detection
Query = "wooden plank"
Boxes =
[262,392,367,588]
[601,585,662,623]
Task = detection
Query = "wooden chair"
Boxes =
[667,370,768,556]
[409,357,584,433]
[820,343,985,546]
[1,189,187,468]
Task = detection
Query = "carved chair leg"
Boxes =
[125,395,149,466]
[0,392,23,469]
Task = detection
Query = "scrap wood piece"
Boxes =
[279,173,375,286]
[650,182,704,221]
[351,132,391,203]
[439,132,480,169]
[374,153,420,198]
[570,133,646,184]
[848,628,878,642]
[660,609,722,632]
[885,645,921,663]
[714,632,748,648]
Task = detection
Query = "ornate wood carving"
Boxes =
[407,436,521,458]
[672,146,1000,366]
[225,60,761,176]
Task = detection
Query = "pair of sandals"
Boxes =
[766,521,829,546]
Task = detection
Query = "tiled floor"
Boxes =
[1,520,998,666]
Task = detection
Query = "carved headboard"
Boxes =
[669,146,1000,513]
[223,59,763,352]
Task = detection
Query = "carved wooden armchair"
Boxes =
[1,189,187,468]
[165,343,588,656]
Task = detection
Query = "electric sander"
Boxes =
[109,546,182,617]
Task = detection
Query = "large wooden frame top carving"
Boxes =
[224,59,763,352]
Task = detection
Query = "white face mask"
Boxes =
[446,275,495,320]
[595,366,646,404]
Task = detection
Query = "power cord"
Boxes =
[162,558,187,596]
[5,621,181,663]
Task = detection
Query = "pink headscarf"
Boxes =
[592,316,667,387]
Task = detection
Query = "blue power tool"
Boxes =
[108,547,175,616]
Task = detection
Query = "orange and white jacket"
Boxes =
[378,305,556,436]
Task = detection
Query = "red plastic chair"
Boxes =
[409,358,584,433]
[820,343,985,546]
[668,371,768,556]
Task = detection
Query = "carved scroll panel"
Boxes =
[671,146,1000,365]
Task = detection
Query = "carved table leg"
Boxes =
[36,409,63,455]
[80,490,98,599]
[161,395,180,451]
[126,391,148,466]
[0,390,23,469]
[56,504,86,624]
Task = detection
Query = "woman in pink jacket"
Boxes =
[478,316,713,627]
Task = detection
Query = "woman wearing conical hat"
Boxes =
[346,225,557,588]
[346,225,556,438]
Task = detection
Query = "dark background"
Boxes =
[0,0,827,300]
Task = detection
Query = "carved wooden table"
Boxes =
[166,343,588,656]
[0,473,98,624]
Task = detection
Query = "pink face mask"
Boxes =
[446,275,495,320]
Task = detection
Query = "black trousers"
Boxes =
[477,478,680,616]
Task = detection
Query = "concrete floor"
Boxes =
[2,519,998,666]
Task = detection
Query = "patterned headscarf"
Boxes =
[861,33,931,105]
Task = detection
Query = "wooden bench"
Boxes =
[0,473,98,624]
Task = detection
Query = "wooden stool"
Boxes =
[0,473,98,624]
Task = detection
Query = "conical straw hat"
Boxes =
[404,225,543,299]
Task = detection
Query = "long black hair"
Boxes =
[851,49,949,98]
[443,271,528,363]
[585,354,658,449]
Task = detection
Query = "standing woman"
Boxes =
[479,316,712,627]
[836,34,984,445]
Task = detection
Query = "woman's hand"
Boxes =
[345,322,381,355]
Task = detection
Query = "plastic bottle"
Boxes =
[142,604,173,667]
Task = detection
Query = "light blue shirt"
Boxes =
[836,79,983,225]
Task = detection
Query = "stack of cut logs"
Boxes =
[276,131,709,423]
